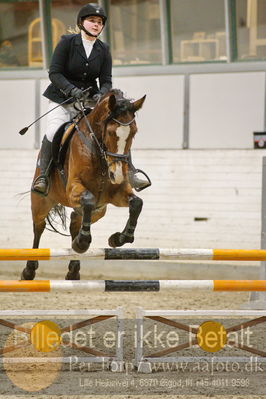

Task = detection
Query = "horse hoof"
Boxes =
[65,260,80,280]
[72,237,90,253]
[21,260,38,280]
[20,268,35,281]
[108,232,134,248]
[108,232,120,247]
[65,272,80,280]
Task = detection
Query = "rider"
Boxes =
[33,3,150,195]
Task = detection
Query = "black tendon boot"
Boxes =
[128,151,152,192]
[32,136,53,195]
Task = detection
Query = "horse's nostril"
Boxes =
[109,171,115,181]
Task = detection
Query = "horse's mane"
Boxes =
[101,89,135,119]
[86,89,135,138]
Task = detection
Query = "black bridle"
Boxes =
[103,116,135,167]
[73,98,151,193]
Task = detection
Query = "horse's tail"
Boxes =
[46,204,70,237]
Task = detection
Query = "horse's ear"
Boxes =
[108,94,116,111]
[132,95,146,112]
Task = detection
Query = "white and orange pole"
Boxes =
[0,280,266,293]
[1,248,266,261]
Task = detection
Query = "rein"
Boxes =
[73,102,136,203]
[76,100,135,169]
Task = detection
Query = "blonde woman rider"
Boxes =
[33,3,150,195]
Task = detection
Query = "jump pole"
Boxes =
[1,280,266,292]
[2,248,266,261]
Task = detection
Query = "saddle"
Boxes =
[52,108,92,185]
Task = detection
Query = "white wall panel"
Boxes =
[40,75,185,149]
[0,80,35,149]
[189,72,265,148]
[114,75,184,149]
[39,72,265,150]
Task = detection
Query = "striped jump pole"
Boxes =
[1,280,266,292]
[1,248,266,261]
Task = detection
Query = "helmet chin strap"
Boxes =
[80,24,103,38]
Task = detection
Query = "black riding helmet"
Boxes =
[77,3,107,27]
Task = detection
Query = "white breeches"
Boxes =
[45,101,80,142]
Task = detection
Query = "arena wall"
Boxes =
[1,148,265,251]
[1,71,265,150]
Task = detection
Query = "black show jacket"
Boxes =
[43,34,112,104]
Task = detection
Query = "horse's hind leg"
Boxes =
[65,210,82,280]
[21,220,46,280]
[109,194,143,247]
[65,260,80,280]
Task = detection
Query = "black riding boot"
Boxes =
[128,151,151,192]
[32,136,53,195]
[129,172,150,191]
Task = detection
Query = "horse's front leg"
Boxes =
[21,220,45,280]
[69,187,96,254]
[21,194,51,280]
[108,194,143,248]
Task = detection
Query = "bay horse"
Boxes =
[21,89,146,280]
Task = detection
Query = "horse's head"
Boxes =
[92,90,146,185]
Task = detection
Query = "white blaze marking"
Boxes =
[117,125,130,153]
[113,125,130,183]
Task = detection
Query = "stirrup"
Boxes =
[128,169,152,192]
[31,175,50,197]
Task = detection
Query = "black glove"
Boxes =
[70,87,84,100]
[92,93,102,102]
